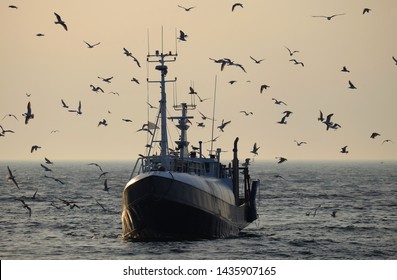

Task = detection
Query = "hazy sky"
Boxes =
[1,1,396,162]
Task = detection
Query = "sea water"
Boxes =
[0,161,396,259]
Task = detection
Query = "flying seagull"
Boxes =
[45,175,65,185]
[177,30,188,41]
[260,84,270,93]
[45,157,53,164]
[31,145,41,153]
[294,140,307,146]
[8,5,18,9]
[15,199,32,217]
[123,48,141,67]
[2,114,18,121]
[84,41,101,48]
[98,119,108,127]
[312,13,346,20]
[341,66,350,72]
[272,98,287,105]
[232,3,243,11]
[68,101,82,115]
[54,12,68,31]
[285,46,299,56]
[348,80,357,89]
[382,139,393,144]
[276,157,288,164]
[392,56,397,65]
[22,101,34,124]
[340,146,349,154]
[250,56,265,64]
[250,143,260,155]
[370,132,380,139]
[0,125,15,136]
[98,76,113,83]
[90,85,104,93]
[217,119,231,132]
[61,99,69,108]
[7,166,20,189]
[363,8,371,14]
[289,59,304,67]
[40,164,52,172]
[178,5,195,11]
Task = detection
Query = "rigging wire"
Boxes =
[210,75,217,155]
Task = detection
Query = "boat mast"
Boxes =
[147,48,177,168]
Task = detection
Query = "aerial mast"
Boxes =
[147,32,177,169]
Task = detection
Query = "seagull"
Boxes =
[22,101,34,124]
[58,198,80,209]
[285,46,299,56]
[232,3,243,11]
[306,204,321,217]
[103,179,110,192]
[6,166,19,189]
[88,163,104,172]
[90,85,104,93]
[363,8,371,14]
[272,98,287,105]
[229,62,246,73]
[54,12,68,31]
[32,189,38,199]
[294,140,307,146]
[177,30,188,41]
[84,41,101,48]
[289,59,304,67]
[178,5,195,11]
[250,143,260,155]
[312,13,346,20]
[240,111,253,116]
[196,95,211,103]
[341,66,350,72]
[61,99,69,108]
[98,76,113,83]
[260,84,270,93]
[68,101,82,115]
[0,125,15,136]
[229,80,237,85]
[131,77,140,84]
[250,56,265,64]
[370,132,380,139]
[382,139,393,144]
[40,164,52,172]
[276,157,288,164]
[217,119,231,132]
[45,157,53,164]
[122,118,133,123]
[36,33,45,37]
[340,146,349,154]
[95,199,107,211]
[198,111,213,121]
[392,56,397,65]
[196,122,205,128]
[98,119,108,127]
[331,210,337,218]
[15,199,32,217]
[277,115,288,124]
[31,145,41,153]
[2,114,18,120]
[123,48,141,67]
[8,5,18,9]
[44,175,65,185]
[318,110,325,122]
[348,80,357,89]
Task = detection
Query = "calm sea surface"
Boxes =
[0,160,396,259]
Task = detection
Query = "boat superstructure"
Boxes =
[122,45,259,241]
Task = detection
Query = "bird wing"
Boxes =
[54,12,62,22]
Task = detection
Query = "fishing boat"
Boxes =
[121,47,260,241]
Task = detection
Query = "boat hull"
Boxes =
[122,172,250,240]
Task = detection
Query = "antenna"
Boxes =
[161,26,164,54]
[147,29,150,56]
[210,75,218,154]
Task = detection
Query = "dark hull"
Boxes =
[122,173,250,240]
